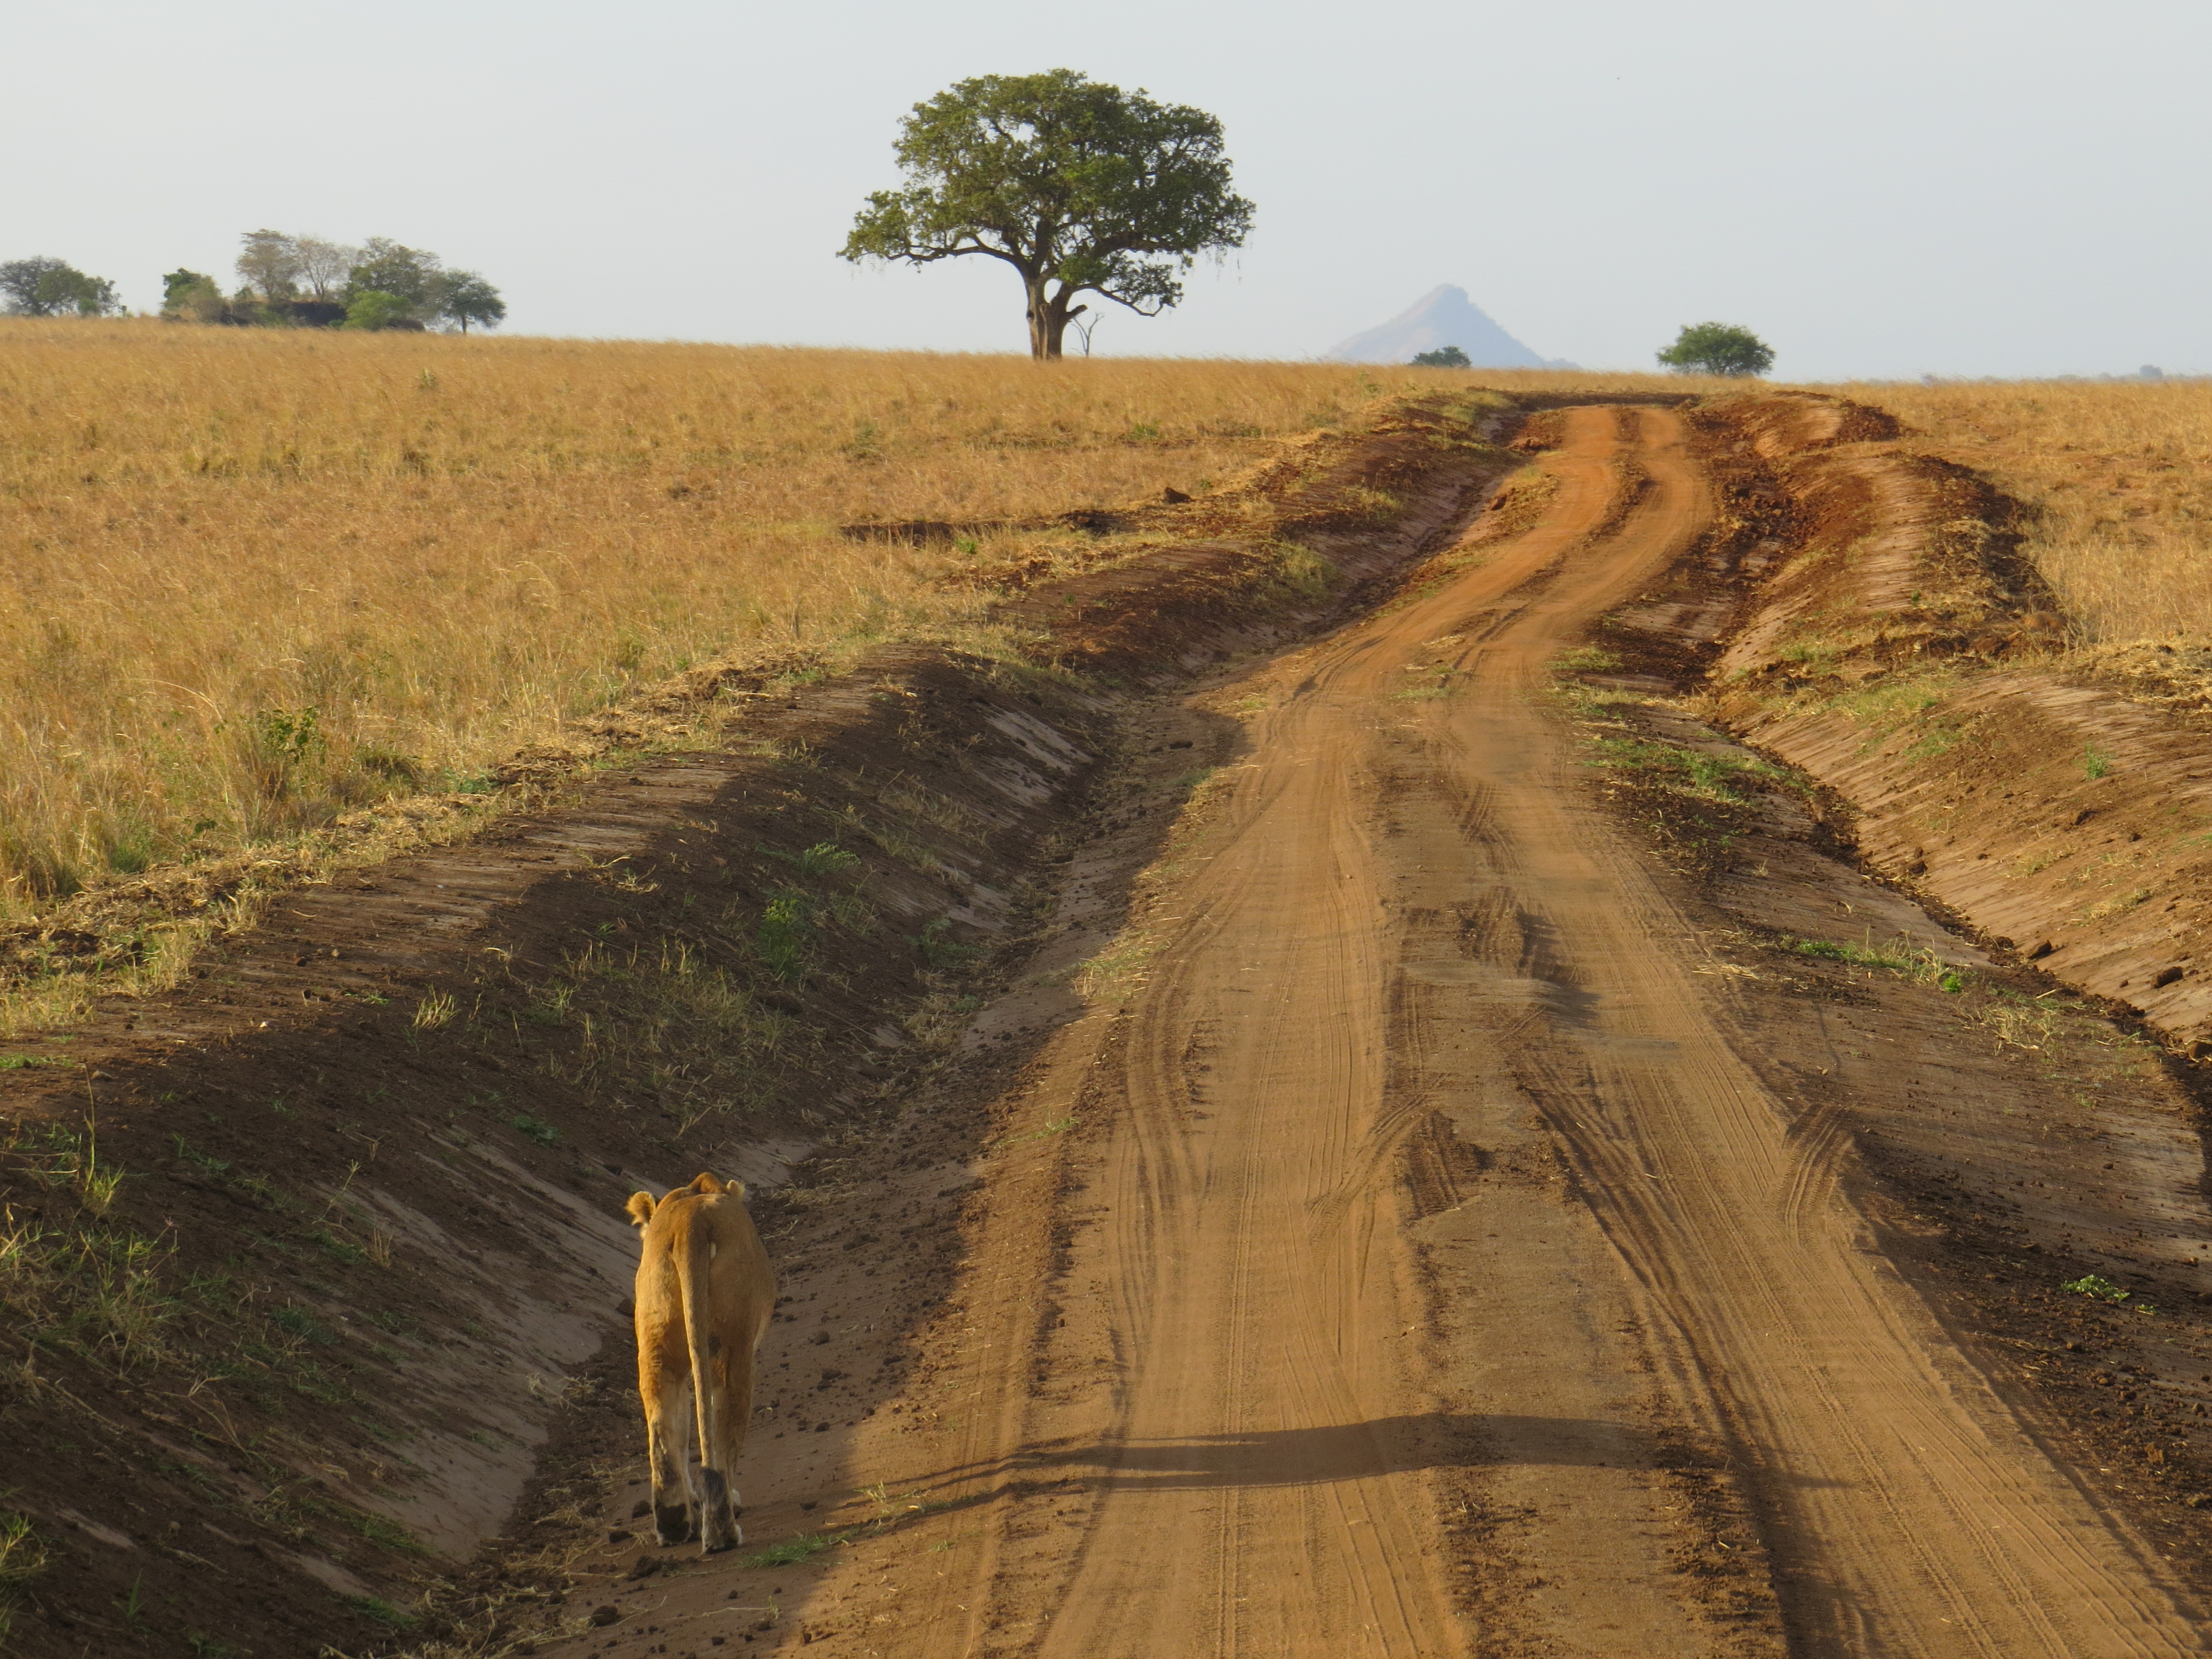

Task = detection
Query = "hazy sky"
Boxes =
[7,1,2206,378]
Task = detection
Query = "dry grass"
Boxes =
[3,320,1609,920]
[1839,379,2212,644]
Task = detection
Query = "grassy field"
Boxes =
[0,320,1517,919]
[28,318,2163,940]
[1843,379,2212,645]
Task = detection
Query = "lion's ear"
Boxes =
[625,1191,656,1228]
[691,1172,726,1194]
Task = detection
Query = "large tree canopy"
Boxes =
[842,69,1253,360]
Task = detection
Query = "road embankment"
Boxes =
[1695,392,2212,1052]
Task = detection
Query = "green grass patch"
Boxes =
[761,840,863,879]
[1788,937,1918,971]
[0,1510,47,1589]
[1774,639,1841,671]
[1389,678,1457,702]
[1077,931,1163,998]
[1784,936,1965,989]
[2063,1273,2131,1302]
[1585,737,1806,806]
[753,890,813,983]
[912,917,979,969]
[1804,669,1960,731]
[338,1593,418,1627]
[270,1305,336,1343]
[348,1511,428,1556]
[1264,541,1341,604]
[740,1527,854,1569]
[1902,722,1968,761]
[2062,1273,2152,1313]
[1551,645,1623,676]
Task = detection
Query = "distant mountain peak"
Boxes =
[1328,285,1564,368]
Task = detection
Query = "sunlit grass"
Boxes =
[1833,378,2212,646]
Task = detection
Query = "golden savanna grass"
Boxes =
[14,320,2195,910]
[1841,378,2212,645]
[0,319,1493,917]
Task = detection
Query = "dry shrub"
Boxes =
[1838,379,2212,645]
[2,320,1573,919]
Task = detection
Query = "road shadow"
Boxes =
[892,1411,1841,1501]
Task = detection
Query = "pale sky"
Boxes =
[6,0,2206,378]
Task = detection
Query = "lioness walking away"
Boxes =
[624,1172,776,1551]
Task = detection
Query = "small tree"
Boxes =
[1411,345,1472,368]
[161,268,227,323]
[842,69,1254,360]
[237,229,304,301]
[342,290,416,331]
[1656,322,1773,378]
[1,257,121,317]
[293,236,361,301]
[53,269,120,316]
[431,269,505,332]
[163,268,212,310]
[346,239,442,317]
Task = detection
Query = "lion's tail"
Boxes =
[680,1211,718,1471]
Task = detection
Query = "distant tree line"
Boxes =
[0,231,504,333]
[166,231,506,332]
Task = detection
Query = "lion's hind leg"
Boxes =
[697,1353,749,1553]
[646,1371,698,1547]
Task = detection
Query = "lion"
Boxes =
[624,1172,776,1552]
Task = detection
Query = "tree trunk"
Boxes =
[1023,277,1092,361]
[1024,274,1057,361]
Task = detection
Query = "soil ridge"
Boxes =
[1694,392,2212,1051]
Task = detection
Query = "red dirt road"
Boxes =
[555,408,2206,1657]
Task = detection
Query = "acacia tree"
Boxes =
[842,70,1253,361]
[1,257,121,316]
[431,270,505,332]
[1656,321,1774,377]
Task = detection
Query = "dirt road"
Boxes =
[559,408,2208,1657]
